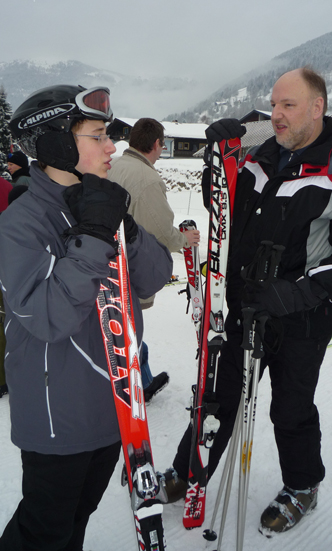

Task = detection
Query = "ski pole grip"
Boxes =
[241,307,255,351]
[252,313,269,359]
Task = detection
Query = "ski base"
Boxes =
[135,503,166,551]
[183,479,206,529]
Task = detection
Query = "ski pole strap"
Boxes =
[252,312,269,359]
[241,242,285,289]
[241,307,255,351]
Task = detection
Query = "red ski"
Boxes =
[96,222,166,551]
[183,138,241,529]
[179,220,204,346]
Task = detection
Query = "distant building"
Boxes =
[107,118,208,158]
[239,109,272,123]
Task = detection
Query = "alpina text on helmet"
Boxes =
[18,103,76,130]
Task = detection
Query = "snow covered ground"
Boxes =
[1,177,332,551]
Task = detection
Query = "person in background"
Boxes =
[164,67,332,537]
[7,150,31,187]
[108,117,200,403]
[0,175,12,212]
[0,84,172,551]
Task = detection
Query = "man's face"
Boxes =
[270,71,324,151]
[74,119,116,178]
[7,162,21,175]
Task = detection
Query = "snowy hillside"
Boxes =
[165,31,332,124]
[1,172,332,551]
[0,59,201,120]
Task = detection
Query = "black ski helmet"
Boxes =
[9,85,113,173]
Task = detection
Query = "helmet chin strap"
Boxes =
[72,168,83,181]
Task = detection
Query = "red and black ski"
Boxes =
[179,220,204,346]
[96,222,167,551]
[183,138,241,529]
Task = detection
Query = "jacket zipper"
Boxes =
[44,343,55,438]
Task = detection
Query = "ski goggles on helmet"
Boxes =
[75,87,113,122]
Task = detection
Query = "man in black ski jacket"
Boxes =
[164,67,332,536]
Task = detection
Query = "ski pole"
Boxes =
[203,404,242,549]
[203,307,255,547]
[236,307,255,551]
[237,312,266,551]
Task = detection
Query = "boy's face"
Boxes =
[74,119,116,178]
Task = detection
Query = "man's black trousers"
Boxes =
[173,312,331,490]
[0,441,121,551]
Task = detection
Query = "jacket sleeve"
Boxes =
[127,225,173,299]
[0,228,115,343]
[308,256,332,300]
[130,176,187,252]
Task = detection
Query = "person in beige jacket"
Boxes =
[108,118,200,402]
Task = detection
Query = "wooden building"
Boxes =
[239,109,272,123]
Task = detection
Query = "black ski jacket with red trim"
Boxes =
[203,116,332,335]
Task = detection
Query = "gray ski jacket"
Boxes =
[0,162,172,454]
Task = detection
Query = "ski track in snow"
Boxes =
[1,188,332,551]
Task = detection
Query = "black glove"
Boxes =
[242,276,328,318]
[205,118,246,144]
[63,174,131,245]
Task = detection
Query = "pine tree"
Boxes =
[0,86,12,177]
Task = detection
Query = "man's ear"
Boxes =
[313,96,324,120]
[153,138,160,151]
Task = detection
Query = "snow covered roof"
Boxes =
[112,117,138,127]
[160,121,208,139]
[113,117,208,139]
[239,109,272,123]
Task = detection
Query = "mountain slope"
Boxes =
[165,32,332,123]
[0,59,199,119]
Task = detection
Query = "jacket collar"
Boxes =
[123,146,156,171]
[28,162,72,211]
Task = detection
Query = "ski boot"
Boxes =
[162,468,188,503]
[259,484,319,536]
[144,372,169,404]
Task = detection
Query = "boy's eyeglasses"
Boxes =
[74,133,111,143]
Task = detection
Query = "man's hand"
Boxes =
[185,229,200,247]
[242,277,327,317]
[205,118,246,144]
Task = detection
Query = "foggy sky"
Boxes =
[2,0,332,117]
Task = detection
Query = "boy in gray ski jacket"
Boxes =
[0,84,172,551]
